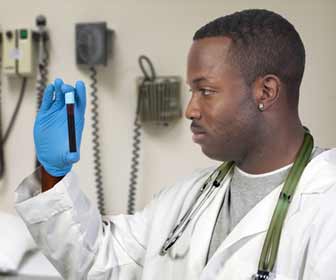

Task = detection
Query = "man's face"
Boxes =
[186,37,259,162]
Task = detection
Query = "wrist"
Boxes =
[41,166,64,192]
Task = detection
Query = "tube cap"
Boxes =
[65,91,75,104]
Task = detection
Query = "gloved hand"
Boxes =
[34,78,86,177]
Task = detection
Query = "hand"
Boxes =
[34,78,86,177]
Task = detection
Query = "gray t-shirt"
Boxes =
[207,146,326,261]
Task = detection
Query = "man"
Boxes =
[15,9,336,280]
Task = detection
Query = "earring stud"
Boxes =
[258,103,265,111]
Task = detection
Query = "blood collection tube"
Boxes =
[65,91,77,153]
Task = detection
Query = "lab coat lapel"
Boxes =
[215,183,283,255]
[201,183,290,279]
[207,176,312,263]
[169,173,232,279]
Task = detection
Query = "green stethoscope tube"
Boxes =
[257,130,314,274]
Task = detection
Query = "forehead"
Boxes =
[187,37,235,85]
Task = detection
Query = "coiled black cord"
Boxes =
[0,57,4,178]
[127,114,141,214]
[126,55,155,214]
[35,44,49,170]
[36,46,49,109]
[138,55,156,81]
[90,66,105,215]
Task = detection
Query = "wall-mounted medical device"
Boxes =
[0,15,49,180]
[75,22,113,215]
[137,55,182,126]
[76,22,110,66]
[1,29,34,76]
[127,55,182,214]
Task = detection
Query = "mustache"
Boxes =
[190,121,206,133]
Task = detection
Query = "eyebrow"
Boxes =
[187,76,209,86]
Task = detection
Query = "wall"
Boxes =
[0,0,335,215]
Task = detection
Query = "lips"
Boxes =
[190,123,207,143]
[190,122,206,133]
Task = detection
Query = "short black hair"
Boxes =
[193,9,305,103]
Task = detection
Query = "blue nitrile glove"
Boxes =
[34,78,86,177]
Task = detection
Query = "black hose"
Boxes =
[90,66,105,215]
[2,77,27,144]
[0,57,5,178]
[35,44,49,170]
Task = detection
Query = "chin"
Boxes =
[201,146,236,162]
[201,147,225,162]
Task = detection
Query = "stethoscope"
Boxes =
[159,128,314,280]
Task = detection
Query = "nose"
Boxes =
[185,93,201,120]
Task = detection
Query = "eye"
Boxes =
[188,88,216,96]
[199,88,215,96]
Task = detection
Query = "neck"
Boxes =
[236,121,306,174]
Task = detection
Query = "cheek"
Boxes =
[206,97,258,139]
[204,102,238,134]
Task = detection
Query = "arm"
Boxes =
[16,79,153,279]
[15,169,154,279]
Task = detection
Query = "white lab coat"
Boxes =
[15,149,336,280]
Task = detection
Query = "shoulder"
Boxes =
[308,148,336,225]
[299,148,336,194]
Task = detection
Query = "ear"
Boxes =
[253,74,281,111]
